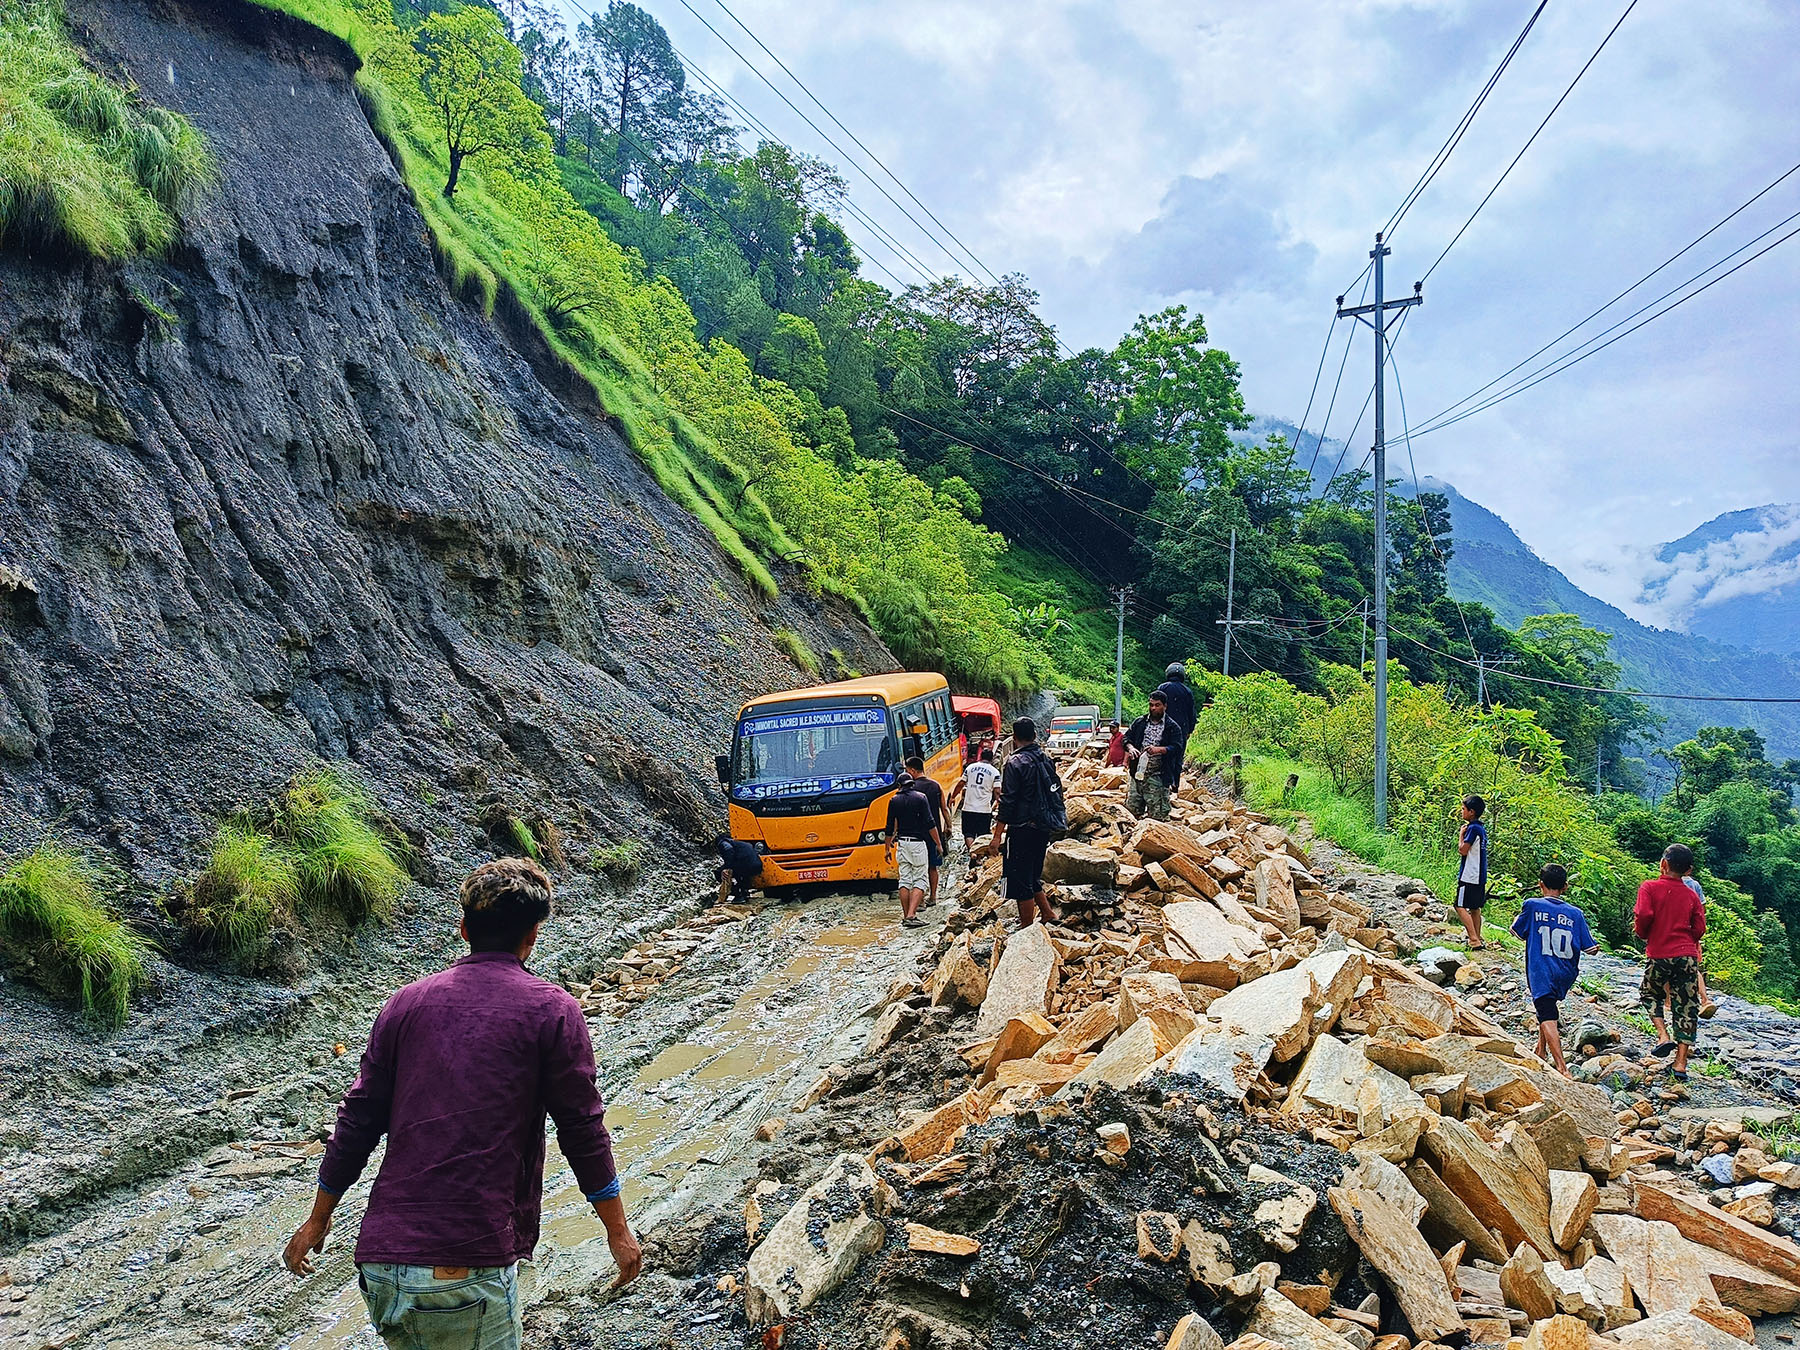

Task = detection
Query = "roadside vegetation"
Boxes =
[0,0,212,258]
[0,842,150,1026]
[1191,667,1789,1003]
[188,770,408,966]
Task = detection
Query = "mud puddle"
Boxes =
[0,886,943,1350]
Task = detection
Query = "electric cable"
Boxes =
[1422,0,1640,283]
[1409,155,1800,436]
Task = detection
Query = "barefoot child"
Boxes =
[1455,794,1490,949]
[1511,863,1600,1075]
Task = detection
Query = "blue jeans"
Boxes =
[358,1263,522,1350]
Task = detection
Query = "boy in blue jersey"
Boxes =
[1510,863,1599,1075]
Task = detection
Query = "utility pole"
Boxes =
[1472,652,1519,709]
[1111,585,1132,725]
[1216,527,1263,677]
[1337,235,1421,829]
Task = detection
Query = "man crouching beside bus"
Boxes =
[886,772,940,928]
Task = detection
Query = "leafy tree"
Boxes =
[1110,305,1250,489]
[415,7,547,197]
[758,313,828,393]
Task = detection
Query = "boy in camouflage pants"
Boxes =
[1634,844,1707,1080]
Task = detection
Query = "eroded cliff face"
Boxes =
[0,0,885,882]
[0,0,893,1236]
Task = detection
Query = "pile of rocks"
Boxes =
[568,903,754,1017]
[740,766,1800,1350]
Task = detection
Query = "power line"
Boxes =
[1391,627,1800,703]
[695,0,1002,287]
[670,47,944,286]
[1384,0,1549,242]
[1414,213,1800,436]
[1410,156,1800,437]
[667,0,981,284]
[1422,0,1640,284]
[1305,270,1373,478]
[1388,341,1480,662]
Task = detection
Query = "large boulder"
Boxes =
[1042,840,1120,887]
[973,922,1061,1039]
[746,1153,894,1326]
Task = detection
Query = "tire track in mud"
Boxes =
[0,884,949,1350]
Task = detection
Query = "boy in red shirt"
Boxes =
[1634,842,1708,1079]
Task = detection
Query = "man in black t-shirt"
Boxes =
[885,773,940,928]
[984,717,1060,928]
[905,755,952,907]
[714,835,762,905]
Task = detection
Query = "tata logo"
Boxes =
[805,832,819,843]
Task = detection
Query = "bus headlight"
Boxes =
[860,831,885,845]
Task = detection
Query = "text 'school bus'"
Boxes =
[715,673,965,890]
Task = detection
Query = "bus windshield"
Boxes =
[732,704,897,802]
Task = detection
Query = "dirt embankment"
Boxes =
[0,0,886,1246]
[560,767,1800,1350]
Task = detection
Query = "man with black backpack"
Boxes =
[983,716,1064,928]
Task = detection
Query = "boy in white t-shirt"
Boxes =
[955,747,1000,854]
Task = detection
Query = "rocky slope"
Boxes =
[560,770,1800,1350]
[0,0,886,1238]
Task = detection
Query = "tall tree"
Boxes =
[1110,305,1250,490]
[415,8,546,197]
[586,1,684,193]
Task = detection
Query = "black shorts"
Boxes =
[1532,992,1562,1024]
[962,811,993,839]
[1455,881,1487,911]
[927,838,941,869]
[1003,827,1051,900]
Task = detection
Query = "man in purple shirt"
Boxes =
[282,857,641,1347]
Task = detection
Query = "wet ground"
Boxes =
[0,878,947,1350]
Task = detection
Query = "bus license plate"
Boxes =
[797,869,829,882]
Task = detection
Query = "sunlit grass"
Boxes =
[0,0,213,258]
[0,842,149,1025]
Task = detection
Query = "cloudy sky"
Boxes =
[589,0,1800,626]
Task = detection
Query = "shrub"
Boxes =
[0,841,149,1025]
[590,839,643,882]
[190,823,299,961]
[270,771,408,924]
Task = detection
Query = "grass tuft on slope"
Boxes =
[0,841,150,1026]
[0,0,213,259]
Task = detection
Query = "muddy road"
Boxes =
[0,879,947,1350]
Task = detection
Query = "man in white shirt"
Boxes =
[955,746,1000,854]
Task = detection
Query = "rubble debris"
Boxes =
[723,764,1800,1350]
[745,1153,893,1326]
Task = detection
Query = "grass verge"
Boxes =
[1236,755,1457,898]
[0,841,149,1025]
[0,0,213,258]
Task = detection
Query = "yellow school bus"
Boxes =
[716,673,965,890]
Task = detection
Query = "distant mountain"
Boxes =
[1643,504,1800,656]
[1239,416,1800,756]
[1421,480,1800,758]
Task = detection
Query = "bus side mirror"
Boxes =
[715,754,730,785]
